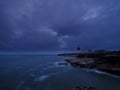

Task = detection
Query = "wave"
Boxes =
[34,75,50,82]
[34,73,57,82]
[86,69,120,78]
[41,61,70,73]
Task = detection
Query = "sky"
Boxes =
[0,0,120,52]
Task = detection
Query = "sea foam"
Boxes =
[34,75,50,82]
[87,69,120,78]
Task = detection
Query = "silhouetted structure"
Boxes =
[77,45,80,51]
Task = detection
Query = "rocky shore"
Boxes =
[58,50,120,76]
[71,86,102,90]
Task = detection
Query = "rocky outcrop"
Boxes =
[59,50,120,76]
[71,86,102,90]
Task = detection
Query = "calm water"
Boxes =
[0,55,120,90]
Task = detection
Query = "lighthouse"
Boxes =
[77,45,80,51]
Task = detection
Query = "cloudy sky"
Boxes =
[0,0,120,52]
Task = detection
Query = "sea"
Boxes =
[0,54,120,90]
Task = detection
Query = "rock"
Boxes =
[71,86,102,90]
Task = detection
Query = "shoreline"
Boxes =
[58,50,120,76]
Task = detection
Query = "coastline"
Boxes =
[58,50,120,76]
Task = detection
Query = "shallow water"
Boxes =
[0,55,120,90]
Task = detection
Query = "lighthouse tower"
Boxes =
[77,45,80,51]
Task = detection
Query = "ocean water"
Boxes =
[0,54,120,90]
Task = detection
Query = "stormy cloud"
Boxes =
[0,0,120,51]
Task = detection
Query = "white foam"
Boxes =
[34,73,57,82]
[87,69,120,78]
[94,70,108,74]
[34,75,50,82]
[99,72,120,78]
[41,62,66,72]
[54,61,66,66]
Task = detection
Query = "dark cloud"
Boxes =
[52,22,86,36]
[0,0,120,51]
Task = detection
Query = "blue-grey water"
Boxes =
[0,54,120,90]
